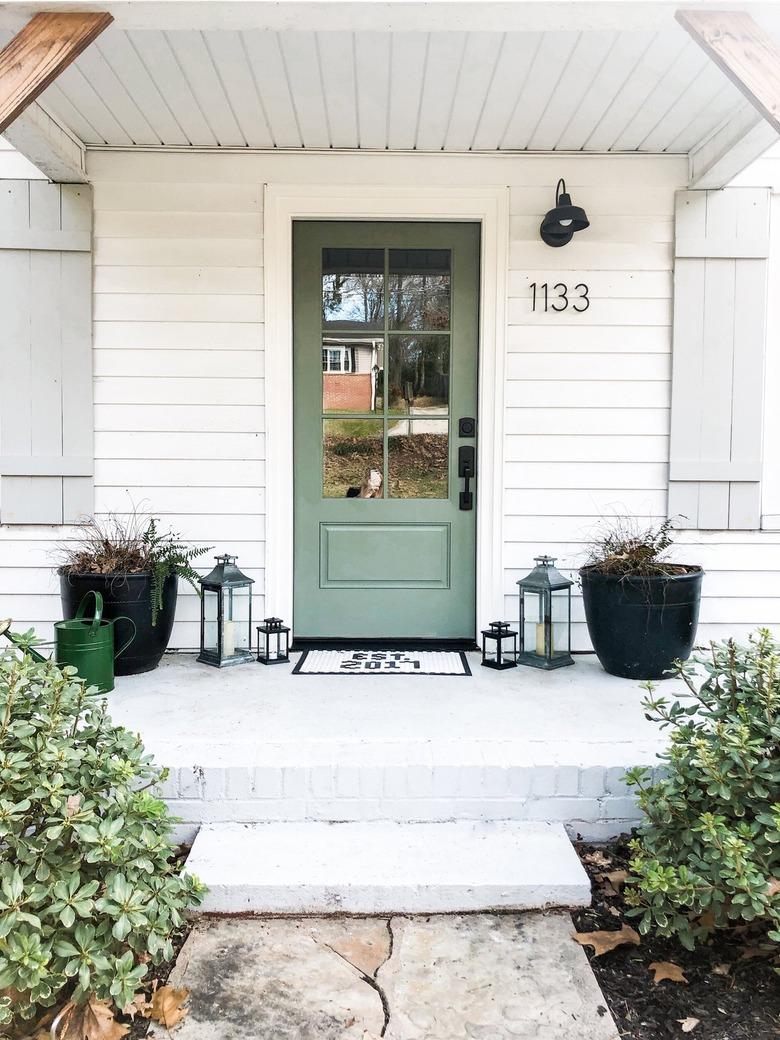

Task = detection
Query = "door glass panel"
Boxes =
[387,335,449,415]
[389,249,450,330]
[322,335,384,414]
[388,419,449,499]
[323,419,384,499]
[322,248,384,329]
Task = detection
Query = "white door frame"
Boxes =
[264,183,509,636]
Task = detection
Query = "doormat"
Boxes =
[293,649,471,676]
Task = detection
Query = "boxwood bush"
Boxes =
[625,630,780,949]
[0,640,203,1027]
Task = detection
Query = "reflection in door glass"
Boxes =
[388,335,449,415]
[389,249,450,330]
[323,419,384,499]
[388,419,448,499]
[322,248,384,329]
[322,336,384,414]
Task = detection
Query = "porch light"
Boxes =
[197,555,254,668]
[256,617,290,665]
[481,621,517,670]
[540,179,589,247]
[517,556,574,669]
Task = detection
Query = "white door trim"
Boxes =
[264,183,509,636]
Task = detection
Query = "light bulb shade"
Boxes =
[540,183,589,247]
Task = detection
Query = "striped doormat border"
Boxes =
[293,648,471,676]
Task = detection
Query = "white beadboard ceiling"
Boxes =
[1,20,777,154]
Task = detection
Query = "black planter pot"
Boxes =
[59,571,178,676]
[580,566,703,680]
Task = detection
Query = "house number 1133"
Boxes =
[530,282,590,312]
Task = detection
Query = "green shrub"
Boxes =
[0,642,203,1027]
[625,630,780,950]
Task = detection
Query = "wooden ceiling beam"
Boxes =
[676,9,780,135]
[0,11,113,136]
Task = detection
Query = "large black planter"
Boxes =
[580,566,703,680]
[59,572,178,676]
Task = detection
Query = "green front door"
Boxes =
[293,221,479,642]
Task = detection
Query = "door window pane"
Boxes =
[388,419,448,499]
[387,335,449,415]
[323,419,384,498]
[322,336,384,414]
[389,249,450,330]
[322,248,384,329]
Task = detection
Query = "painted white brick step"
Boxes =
[187,820,591,914]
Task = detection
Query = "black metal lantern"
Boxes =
[481,621,517,670]
[197,554,254,667]
[540,178,589,247]
[517,556,574,669]
[256,617,290,665]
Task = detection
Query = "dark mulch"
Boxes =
[125,920,192,1037]
[574,839,780,1040]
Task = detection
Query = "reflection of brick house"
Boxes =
[323,372,373,411]
[322,337,382,412]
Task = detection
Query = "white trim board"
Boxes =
[264,183,509,637]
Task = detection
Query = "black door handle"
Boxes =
[458,446,475,510]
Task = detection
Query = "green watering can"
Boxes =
[55,590,135,693]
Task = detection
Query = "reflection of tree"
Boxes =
[391,275,449,330]
[388,339,449,411]
[323,274,384,326]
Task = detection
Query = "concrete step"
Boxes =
[186,820,592,914]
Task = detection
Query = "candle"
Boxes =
[536,623,554,655]
[223,620,236,656]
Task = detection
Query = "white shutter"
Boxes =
[669,188,769,530]
[0,180,93,524]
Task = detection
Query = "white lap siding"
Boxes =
[1,148,778,648]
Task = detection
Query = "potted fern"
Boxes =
[58,513,210,676]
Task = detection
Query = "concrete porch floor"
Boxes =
[107,652,667,842]
[109,652,664,765]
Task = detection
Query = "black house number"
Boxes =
[530,282,590,312]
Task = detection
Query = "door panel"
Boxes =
[293,221,479,641]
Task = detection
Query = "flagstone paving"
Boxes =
[151,912,619,1040]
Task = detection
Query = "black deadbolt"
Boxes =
[459,417,476,438]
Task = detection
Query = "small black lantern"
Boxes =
[481,621,517,670]
[540,178,589,247]
[256,617,290,665]
[198,554,254,667]
[517,556,574,669]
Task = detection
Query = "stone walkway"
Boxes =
[151,913,619,1040]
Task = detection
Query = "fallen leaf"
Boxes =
[607,905,622,918]
[65,794,82,817]
[766,878,780,899]
[678,1018,700,1033]
[57,998,129,1040]
[571,924,640,956]
[739,946,772,961]
[712,963,731,976]
[600,869,629,896]
[123,993,150,1021]
[649,961,688,985]
[147,985,189,1029]
[583,850,612,869]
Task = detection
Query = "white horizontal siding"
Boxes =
[3,148,779,651]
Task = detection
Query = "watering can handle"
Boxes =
[75,590,103,636]
[113,617,136,660]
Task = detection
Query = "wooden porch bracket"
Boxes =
[0,11,113,136]
[676,9,780,134]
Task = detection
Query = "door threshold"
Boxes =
[292,637,479,652]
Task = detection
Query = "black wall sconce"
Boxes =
[540,179,589,247]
